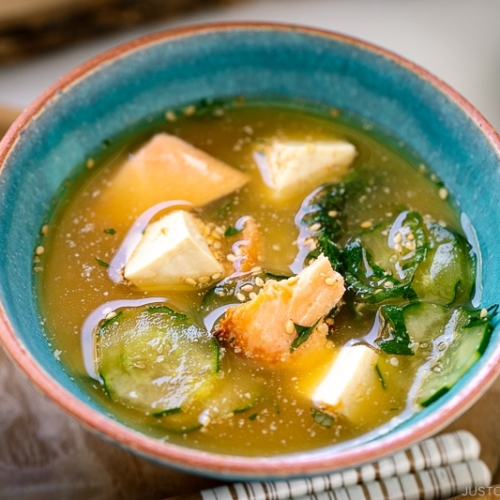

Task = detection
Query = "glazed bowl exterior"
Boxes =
[0,23,500,479]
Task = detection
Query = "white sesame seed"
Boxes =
[393,232,402,244]
[328,210,338,217]
[255,277,265,288]
[211,273,222,280]
[185,278,197,286]
[249,292,257,300]
[35,246,45,255]
[226,253,237,262]
[236,292,246,302]
[183,105,196,116]
[309,222,321,232]
[438,187,448,200]
[480,308,488,318]
[285,319,295,334]
[360,220,373,229]
[241,284,254,292]
[165,110,177,122]
[325,277,336,286]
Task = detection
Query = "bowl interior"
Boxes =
[0,24,500,478]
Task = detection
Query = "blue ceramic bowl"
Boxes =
[0,23,500,479]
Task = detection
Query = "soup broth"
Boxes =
[35,100,493,456]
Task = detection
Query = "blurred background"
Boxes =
[0,0,499,131]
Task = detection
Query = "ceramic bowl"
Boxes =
[0,23,500,480]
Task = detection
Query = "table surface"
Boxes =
[0,1,500,498]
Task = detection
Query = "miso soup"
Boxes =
[34,100,495,456]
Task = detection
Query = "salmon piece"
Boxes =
[95,133,250,226]
[224,216,264,274]
[216,255,345,363]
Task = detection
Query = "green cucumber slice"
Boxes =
[412,222,475,306]
[97,303,220,416]
[415,307,495,407]
[403,302,452,345]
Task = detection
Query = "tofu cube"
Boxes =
[262,140,356,198]
[312,344,379,421]
[124,210,224,290]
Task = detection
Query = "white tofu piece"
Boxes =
[312,344,379,421]
[124,210,224,290]
[261,140,356,198]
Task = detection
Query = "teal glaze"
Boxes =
[0,24,500,479]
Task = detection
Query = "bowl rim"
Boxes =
[1,21,500,478]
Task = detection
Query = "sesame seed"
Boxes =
[255,277,265,287]
[226,253,237,262]
[394,243,403,253]
[185,278,197,286]
[86,158,95,169]
[480,308,488,318]
[249,292,257,300]
[288,276,298,285]
[383,281,394,288]
[325,277,337,286]
[236,292,246,302]
[183,105,196,116]
[211,273,222,280]
[328,210,338,217]
[438,187,448,200]
[35,246,45,255]
[404,240,416,250]
[241,284,254,292]
[198,276,210,285]
[389,357,399,366]
[360,220,373,229]
[41,225,49,235]
[285,319,295,334]
[251,266,262,274]
[393,232,402,244]
[165,110,177,122]
[309,222,321,232]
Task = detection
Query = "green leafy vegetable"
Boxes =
[290,317,322,352]
[103,228,116,235]
[224,226,242,237]
[310,407,334,428]
[376,305,414,355]
[95,257,110,268]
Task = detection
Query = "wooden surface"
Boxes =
[0,108,499,498]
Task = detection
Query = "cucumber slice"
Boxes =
[412,222,475,306]
[403,302,452,345]
[415,307,494,407]
[97,303,220,416]
[155,355,263,432]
